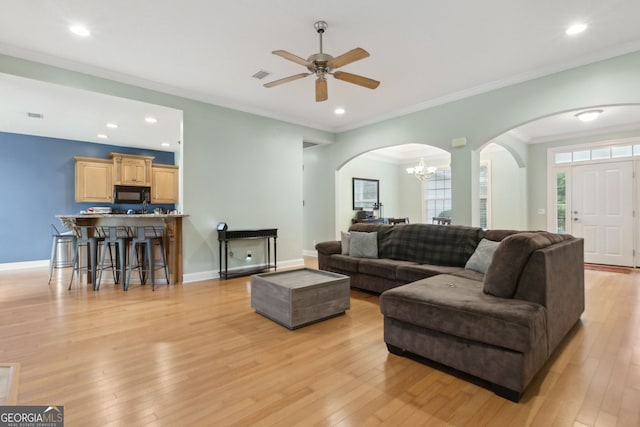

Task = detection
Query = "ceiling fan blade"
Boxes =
[316,78,328,102]
[263,73,311,88]
[333,71,380,89]
[272,50,312,67]
[327,48,370,68]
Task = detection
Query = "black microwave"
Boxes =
[114,185,150,204]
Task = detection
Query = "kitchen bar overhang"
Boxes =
[56,213,188,285]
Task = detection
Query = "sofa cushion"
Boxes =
[396,264,465,282]
[483,232,572,298]
[465,238,500,273]
[380,275,547,353]
[358,259,420,280]
[376,224,483,267]
[450,268,485,281]
[325,254,360,273]
[349,231,378,258]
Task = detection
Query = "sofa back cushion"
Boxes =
[483,231,573,298]
[369,224,483,267]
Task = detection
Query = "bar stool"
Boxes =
[48,224,77,284]
[96,226,132,290]
[126,226,169,291]
[69,226,108,290]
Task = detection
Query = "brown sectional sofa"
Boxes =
[315,223,584,401]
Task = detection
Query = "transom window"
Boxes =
[554,144,640,164]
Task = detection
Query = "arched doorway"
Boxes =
[335,143,450,232]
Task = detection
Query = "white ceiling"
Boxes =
[1,1,640,153]
[0,73,182,151]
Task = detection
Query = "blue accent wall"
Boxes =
[0,131,175,263]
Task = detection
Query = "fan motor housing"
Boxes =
[307,53,334,73]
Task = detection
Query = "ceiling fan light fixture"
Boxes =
[575,109,602,122]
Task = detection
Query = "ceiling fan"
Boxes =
[264,21,380,102]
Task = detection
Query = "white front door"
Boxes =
[571,161,634,266]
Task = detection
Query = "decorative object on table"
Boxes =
[263,21,380,102]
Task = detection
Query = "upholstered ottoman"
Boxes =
[251,268,350,329]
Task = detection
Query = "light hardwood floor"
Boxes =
[0,260,639,426]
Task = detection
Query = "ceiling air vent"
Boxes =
[252,69,271,80]
[27,112,44,119]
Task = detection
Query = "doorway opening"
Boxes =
[549,139,640,266]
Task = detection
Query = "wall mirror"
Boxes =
[352,177,379,210]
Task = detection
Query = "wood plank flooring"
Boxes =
[0,260,639,426]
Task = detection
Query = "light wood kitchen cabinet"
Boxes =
[110,153,154,186]
[151,164,179,204]
[74,157,114,203]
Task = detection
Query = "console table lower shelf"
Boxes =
[218,228,277,279]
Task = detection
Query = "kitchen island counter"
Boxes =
[57,214,188,285]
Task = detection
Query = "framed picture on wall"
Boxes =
[352,177,379,210]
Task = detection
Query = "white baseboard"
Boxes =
[0,258,308,280]
[0,260,49,271]
[182,258,305,283]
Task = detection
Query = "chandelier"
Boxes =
[406,158,437,181]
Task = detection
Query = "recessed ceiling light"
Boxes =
[145,116,158,124]
[334,108,345,115]
[566,23,587,35]
[69,25,91,37]
[161,142,171,147]
[97,134,108,139]
[106,123,118,129]
[575,109,602,122]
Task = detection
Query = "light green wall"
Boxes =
[336,157,401,232]
[306,51,640,247]
[397,163,423,224]
[480,146,526,229]
[4,49,640,264]
[0,53,334,278]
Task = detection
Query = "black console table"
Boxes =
[218,228,278,279]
